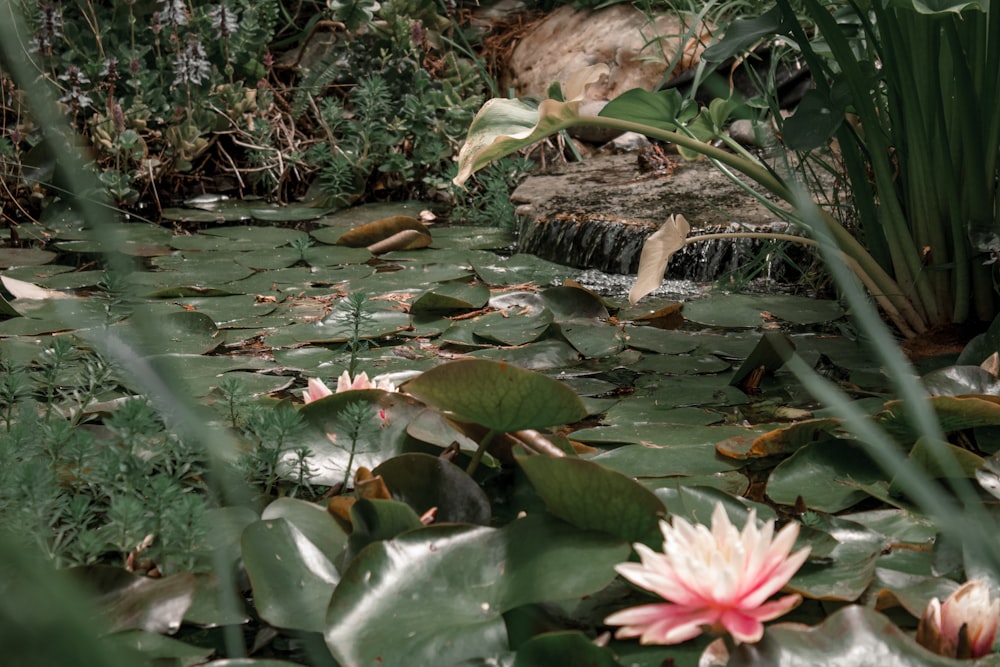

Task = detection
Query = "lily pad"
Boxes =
[516,453,666,544]
[682,293,845,328]
[374,453,492,525]
[766,440,887,512]
[240,518,340,632]
[324,515,629,666]
[402,359,589,433]
[0,247,57,268]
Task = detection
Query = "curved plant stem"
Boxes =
[570,114,928,335]
[467,428,498,476]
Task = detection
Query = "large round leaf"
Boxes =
[766,440,887,513]
[324,515,628,667]
[683,293,844,328]
[402,359,588,432]
[729,605,993,666]
[374,453,492,525]
[516,453,666,545]
[241,518,340,633]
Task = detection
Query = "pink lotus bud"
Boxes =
[917,580,999,659]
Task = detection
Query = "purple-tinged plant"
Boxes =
[157,0,189,29]
[173,40,211,87]
[30,2,63,56]
[57,66,93,112]
[208,4,240,39]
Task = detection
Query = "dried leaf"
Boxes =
[628,214,690,305]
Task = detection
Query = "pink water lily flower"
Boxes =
[605,502,810,645]
[917,580,999,659]
[301,372,396,404]
[302,377,334,404]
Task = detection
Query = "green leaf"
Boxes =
[373,453,492,525]
[453,66,608,187]
[516,453,667,544]
[346,498,424,561]
[70,566,195,634]
[324,515,628,666]
[729,332,796,387]
[512,631,622,667]
[767,440,887,512]
[261,498,348,566]
[788,514,885,601]
[402,359,588,432]
[702,6,792,63]
[782,86,850,151]
[683,293,844,327]
[599,88,686,132]
[411,281,491,312]
[240,518,340,632]
[729,605,991,666]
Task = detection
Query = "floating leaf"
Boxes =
[324,515,628,667]
[683,293,845,328]
[71,566,196,634]
[374,453,492,525]
[512,631,621,667]
[767,440,887,512]
[729,606,976,666]
[729,332,796,388]
[516,453,666,544]
[403,359,588,433]
[241,518,340,632]
[0,247,57,268]
[411,281,490,312]
[629,214,691,305]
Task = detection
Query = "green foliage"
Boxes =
[0,343,210,572]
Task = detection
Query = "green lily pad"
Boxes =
[471,253,578,287]
[0,247,57,268]
[516,453,666,545]
[297,390,430,486]
[324,515,629,666]
[430,226,515,251]
[557,321,626,358]
[787,513,885,601]
[728,606,971,666]
[513,631,621,667]
[624,326,699,354]
[767,440,887,512]
[411,281,490,312]
[70,566,195,634]
[467,339,583,370]
[374,453,492,525]
[588,440,745,477]
[472,309,554,346]
[240,518,340,632]
[106,630,214,665]
[402,359,589,433]
[682,293,845,328]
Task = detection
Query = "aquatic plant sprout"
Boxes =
[916,580,1000,659]
[605,502,809,645]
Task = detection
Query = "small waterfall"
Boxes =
[517,215,812,283]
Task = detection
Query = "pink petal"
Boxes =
[606,603,721,645]
[303,377,333,403]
